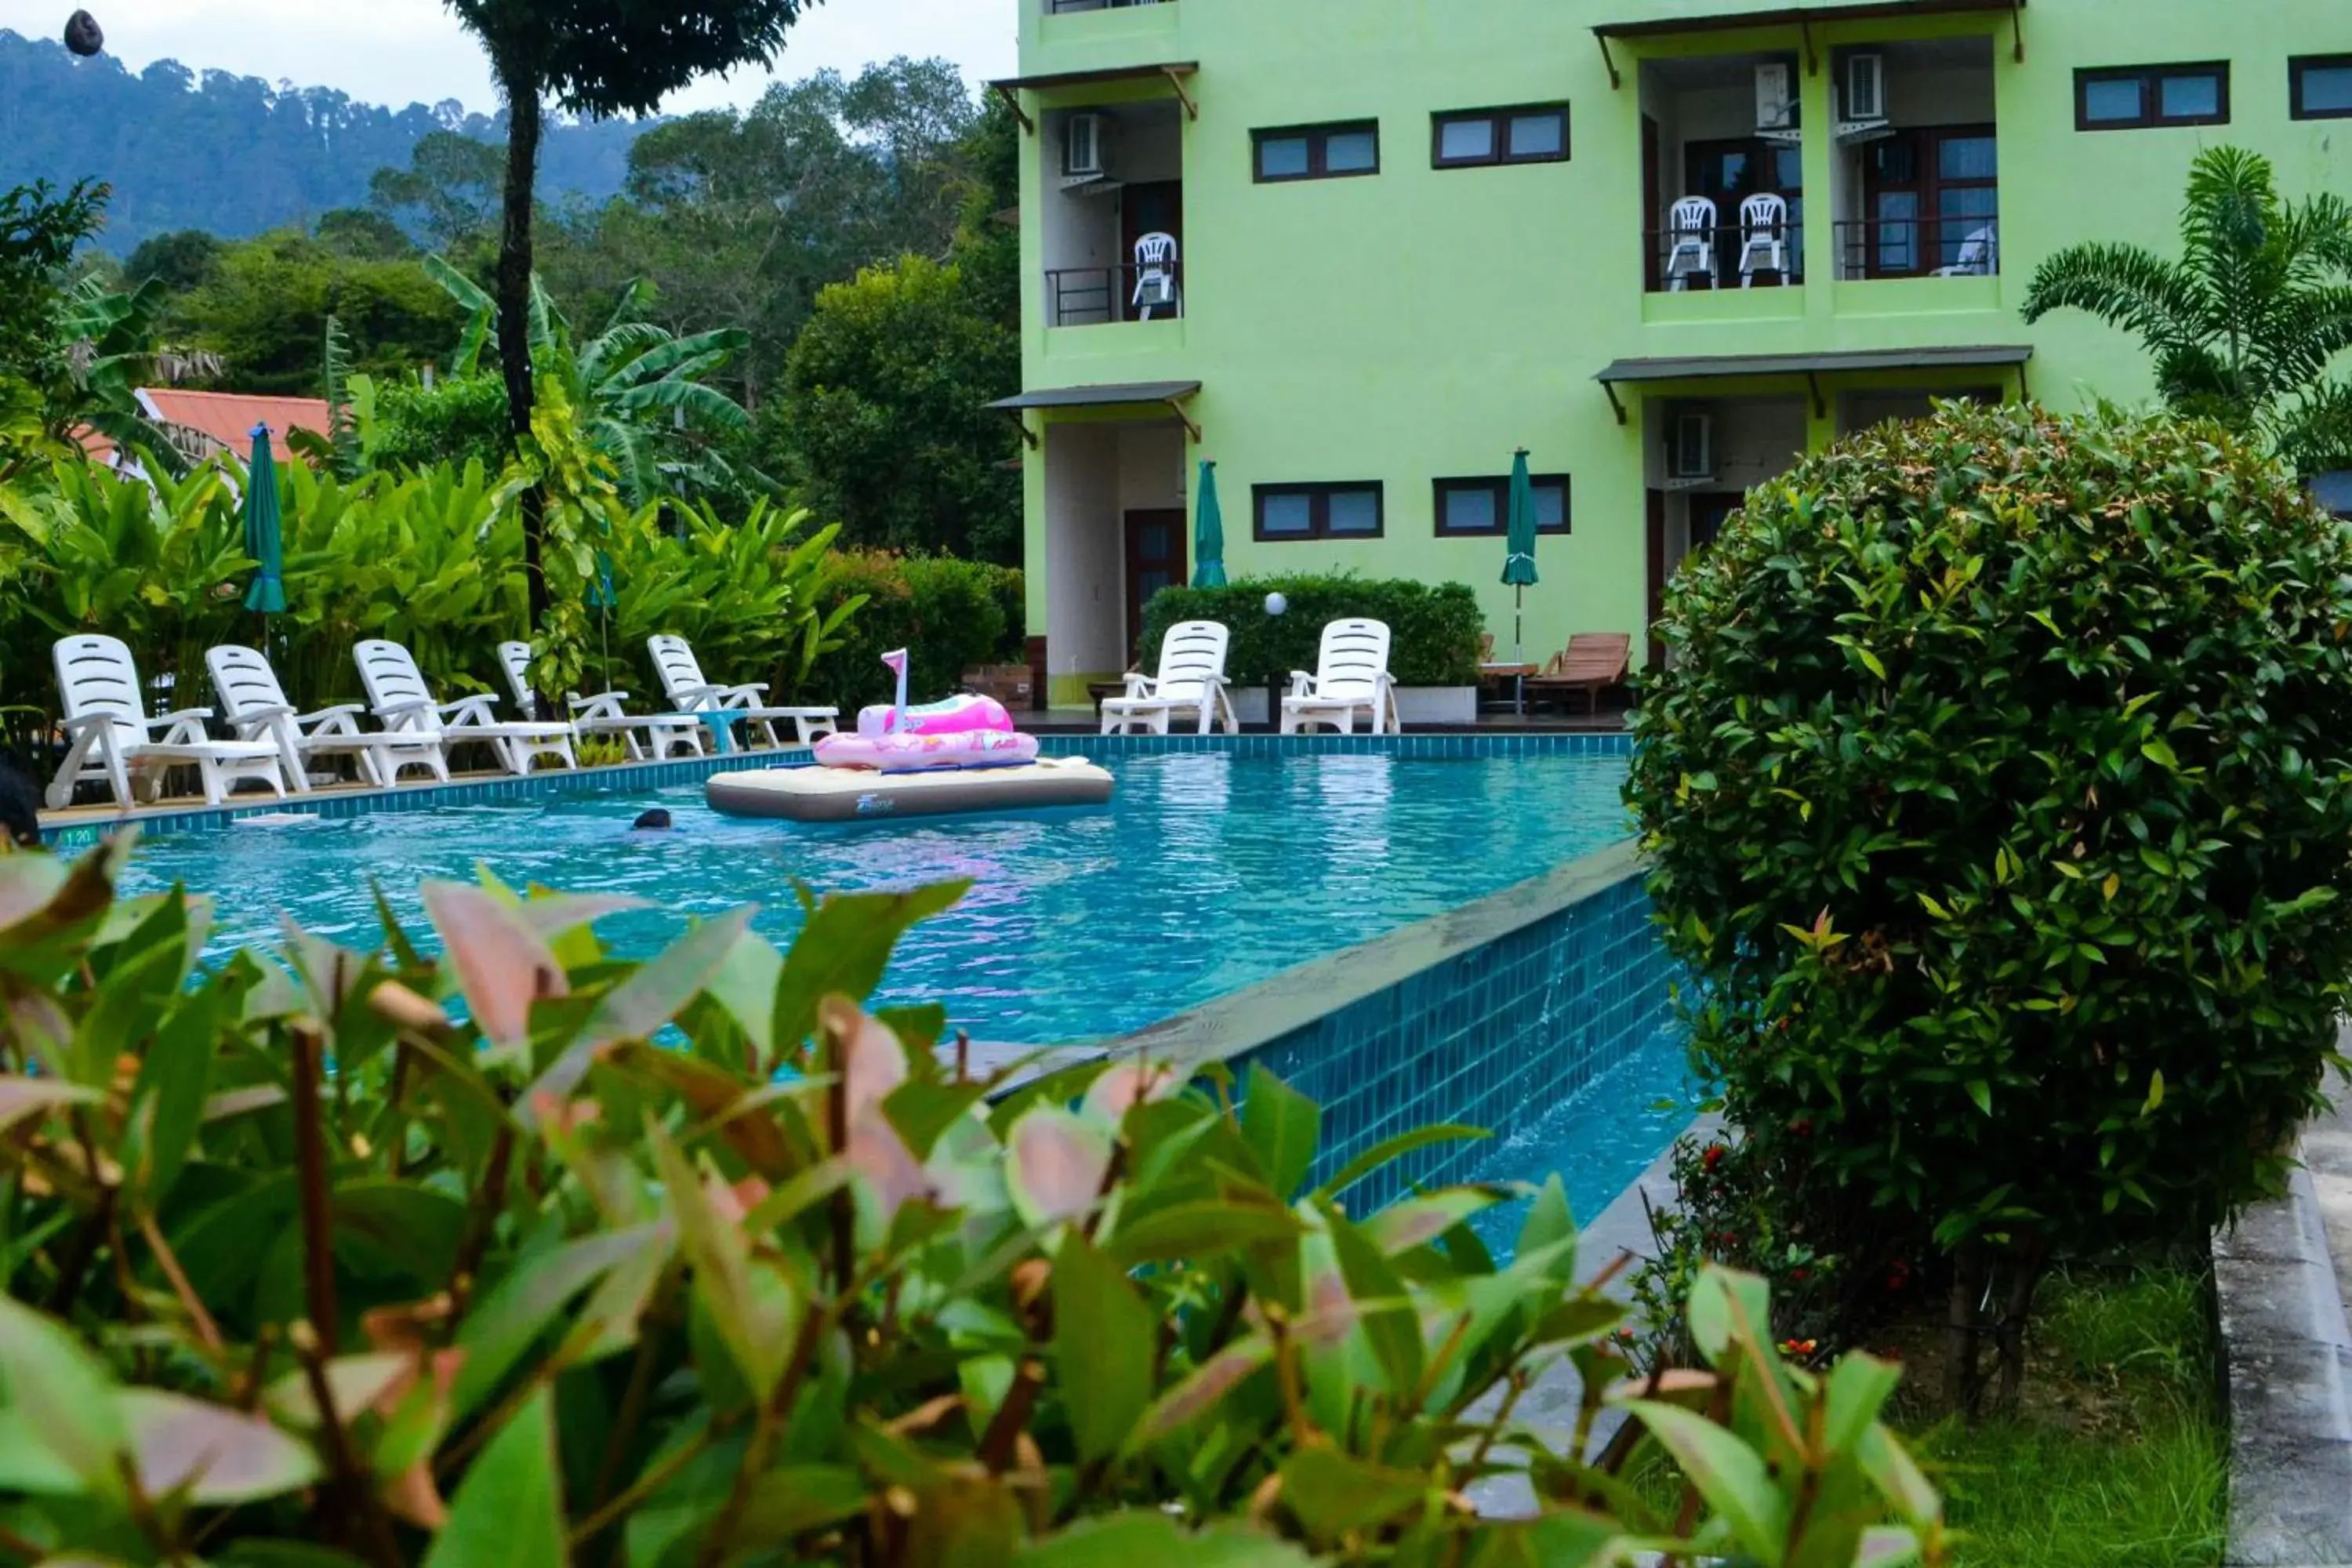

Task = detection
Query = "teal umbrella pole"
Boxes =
[1501,448,1541,663]
[1190,459,1226,588]
[241,423,289,621]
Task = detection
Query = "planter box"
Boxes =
[1225,687,1477,728]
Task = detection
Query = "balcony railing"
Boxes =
[1046,263,1184,328]
[1047,0,1173,12]
[1644,227,1806,292]
[1835,217,2000,281]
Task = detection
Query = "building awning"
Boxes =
[988,381,1203,445]
[1593,344,2032,420]
[1592,0,2024,84]
[989,63,1200,127]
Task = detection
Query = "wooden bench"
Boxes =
[1525,633,1632,715]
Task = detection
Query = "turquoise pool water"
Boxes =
[122,751,1634,1044]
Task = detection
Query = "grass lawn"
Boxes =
[1891,1267,2227,1568]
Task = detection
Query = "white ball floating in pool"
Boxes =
[1264,592,1288,617]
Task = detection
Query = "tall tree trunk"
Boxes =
[496,77,548,642]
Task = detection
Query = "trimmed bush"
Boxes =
[804,548,1025,712]
[1140,574,1482,688]
[1628,405,2352,1406]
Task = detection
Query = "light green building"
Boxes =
[994,0,2352,706]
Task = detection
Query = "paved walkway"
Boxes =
[2219,1056,2352,1566]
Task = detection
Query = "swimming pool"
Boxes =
[122,749,1635,1044]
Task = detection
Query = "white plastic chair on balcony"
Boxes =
[46,634,288,810]
[1738,193,1792,286]
[495,641,706,763]
[1933,225,1998,278]
[1280,619,1401,736]
[354,640,579,776]
[208,644,448,789]
[1664,197,1719,292]
[1101,620,1237,735]
[1131,232,1181,321]
[647,635,840,749]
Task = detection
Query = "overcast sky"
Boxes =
[38,0,1017,113]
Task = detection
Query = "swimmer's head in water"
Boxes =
[633,808,673,832]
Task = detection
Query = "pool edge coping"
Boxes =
[1092,836,1647,1073]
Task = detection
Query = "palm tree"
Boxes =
[2021,146,2352,471]
[426,258,762,506]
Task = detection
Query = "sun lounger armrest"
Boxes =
[237,703,296,724]
[1286,671,1316,697]
[59,712,118,737]
[569,691,629,717]
[1120,673,1157,699]
[296,704,363,724]
[373,698,433,720]
[717,683,769,706]
[155,708,215,744]
[438,696,501,728]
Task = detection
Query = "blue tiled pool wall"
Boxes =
[1232,867,1676,1214]
[39,731,1635,850]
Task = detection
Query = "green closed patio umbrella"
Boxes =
[1502,447,1540,662]
[1190,459,1227,588]
[241,423,288,615]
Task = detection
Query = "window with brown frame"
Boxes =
[2074,63,2230,130]
[1252,122,1381,183]
[1855,125,1998,278]
[1432,104,1570,169]
[1253,481,1385,541]
[2292,56,2352,121]
[1432,475,1571,536]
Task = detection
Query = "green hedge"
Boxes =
[1139,575,1483,688]
[804,549,1025,711]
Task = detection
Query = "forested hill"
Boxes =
[0,29,641,253]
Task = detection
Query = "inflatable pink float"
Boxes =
[812,649,1040,774]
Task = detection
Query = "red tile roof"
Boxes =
[136,389,332,456]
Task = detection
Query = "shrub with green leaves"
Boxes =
[0,836,1949,1566]
[806,548,1025,712]
[1141,575,1483,688]
[1628,404,2352,1409]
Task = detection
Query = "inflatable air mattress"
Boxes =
[706,757,1113,825]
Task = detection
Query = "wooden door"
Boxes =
[1120,180,1184,321]
[1642,115,1662,292]
[1123,509,1187,664]
[1645,488,1668,671]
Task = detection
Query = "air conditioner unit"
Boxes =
[1671,413,1715,481]
[1845,53,1887,123]
[1755,62,1796,133]
[1063,112,1105,180]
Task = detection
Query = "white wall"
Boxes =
[1044,424,1123,677]
[1042,111,1120,276]
[1710,398,1809,490]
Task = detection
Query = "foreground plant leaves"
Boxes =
[0,841,1945,1566]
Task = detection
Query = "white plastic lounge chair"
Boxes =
[1102,620,1237,736]
[1279,619,1401,736]
[353,640,579,777]
[46,634,288,810]
[647,635,840,750]
[208,644,449,789]
[495,642,706,763]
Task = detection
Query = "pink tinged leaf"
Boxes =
[263,1352,413,1428]
[420,881,566,1047]
[1130,1337,1276,1450]
[848,1109,933,1214]
[0,855,68,933]
[6,993,74,1075]
[1005,1106,1112,1228]
[117,1388,322,1504]
[1082,1058,1182,1124]
[0,1076,99,1134]
[514,891,652,938]
[821,996,908,1125]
